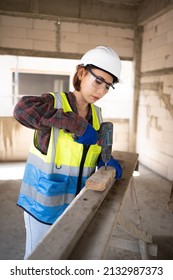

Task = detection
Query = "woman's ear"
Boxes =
[78,67,87,80]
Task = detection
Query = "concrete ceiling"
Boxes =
[98,0,142,6]
[0,0,172,26]
[0,0,144,11]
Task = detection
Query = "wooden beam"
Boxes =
[86,166,115,191]
[69,151,139,259]
[139,239,149,260]
[110,237,157,257]
[28,166,115,260]
[167,183,173,213]
[28,151,140,260]
[117,212,152,243]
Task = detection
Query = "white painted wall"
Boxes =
[0,55,133,161]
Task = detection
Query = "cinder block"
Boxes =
[143,28,155,42]
[33,40,57,52]
[27,29,56,41]
[0,15,33,28]
[79,24,93,34]
[61,32,79,43]
[150,33,167,49]
[116,38,133,49]
[107,26,134,39]
[161,9,173,22]
[88,33,108,45]
[33,19,56,31]
[142,41,150,52]
[61,22,79,33]
[158,18,173,34]
[0,26,26,39]
[60,42,78,53]
[83,24,107,35]
[117,46,133,58]
[144,20,156,32]
[88,34,115,46]
[148,57,165,71]
[76,33,89,44]
[77,43,96,54]
[2,37,33,49]
[155,45,168,58]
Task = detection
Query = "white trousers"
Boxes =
[24,211,51,259]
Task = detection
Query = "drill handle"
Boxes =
[97,122,113,147]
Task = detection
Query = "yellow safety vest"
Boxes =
[17,92,102,224]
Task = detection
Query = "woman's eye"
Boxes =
[105,85,110,90]
[95,78,102,85]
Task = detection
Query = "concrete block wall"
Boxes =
[60,21,134,57]
[0,117,34,161]
[137,9,173,180]
[0,14,134,161]
[141,10,173,72]
[0,15,57,52]
[0,117,129,161]
[0,14,134,58]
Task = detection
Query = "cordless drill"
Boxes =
[97,122,113,170]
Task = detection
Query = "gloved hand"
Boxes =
[98,156,122,179]
[74,123,97,145]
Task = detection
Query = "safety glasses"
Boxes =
[86,66,115,92]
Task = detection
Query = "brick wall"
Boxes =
[137,9,173,180]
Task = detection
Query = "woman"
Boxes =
[13,46,122,259]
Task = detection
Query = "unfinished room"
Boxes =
[0,0,173,260]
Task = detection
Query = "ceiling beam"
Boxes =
[137,0,173,25]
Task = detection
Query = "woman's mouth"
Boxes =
[91,96,99,101]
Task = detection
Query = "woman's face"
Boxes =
[79,67,114,104]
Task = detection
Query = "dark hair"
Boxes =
[73,65,84,91]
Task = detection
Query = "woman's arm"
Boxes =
[13,93,88,136]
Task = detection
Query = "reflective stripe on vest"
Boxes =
[17,92,102,224]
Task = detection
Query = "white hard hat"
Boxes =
[80,46,121,80]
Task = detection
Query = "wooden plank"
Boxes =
[117,212,152,243]
[69,151,139,259]
[139,239,149,260]
[28,166,115,260]
[167,183,173,213]
[86,166,115,191]
[110,237,158,256]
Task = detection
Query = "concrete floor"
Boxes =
[0,163,173,260]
